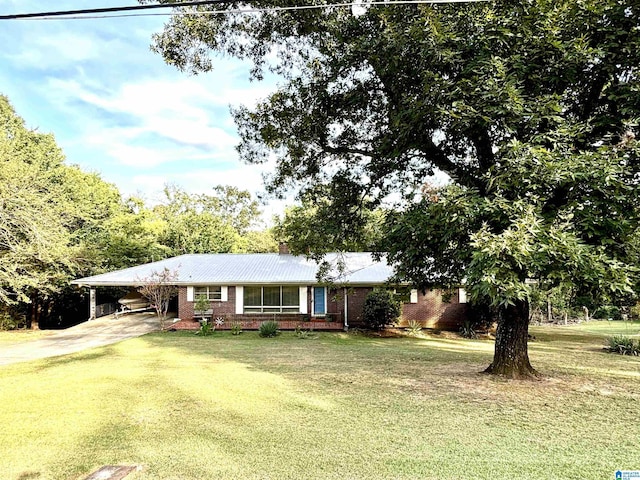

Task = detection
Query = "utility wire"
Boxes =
[0,0,486,21]
[0,1,231,20]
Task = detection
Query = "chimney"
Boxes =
[278,242,290,255]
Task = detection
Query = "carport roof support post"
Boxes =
[89,287,96,321]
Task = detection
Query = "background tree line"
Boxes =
[0,94,277,330]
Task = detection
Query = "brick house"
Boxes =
[72,248,468,331]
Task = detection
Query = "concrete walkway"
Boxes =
[0,312,161,366]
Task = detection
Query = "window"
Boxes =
[194,286,222,301]
[459,288,467,304]
[392,287,412,303]
[244,286,300,313]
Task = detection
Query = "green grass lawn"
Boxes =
[0,321,638,480]
[0,329,50,345]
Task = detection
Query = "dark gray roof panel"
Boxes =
[72,253,394,287]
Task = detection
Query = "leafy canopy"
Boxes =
[146,0,640,307]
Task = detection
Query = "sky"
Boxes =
[0,0,286,221]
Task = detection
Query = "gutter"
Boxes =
[343,287,349,331]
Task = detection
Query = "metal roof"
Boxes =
[71,253,395,287]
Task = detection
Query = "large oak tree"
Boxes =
[145,0,639,377]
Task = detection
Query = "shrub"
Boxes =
[295,324,316,339]
[195,320,215,336]
[230,321,243,335]
[194,296,210,318]
[467,302,496,331]
[593,305,622,320]
[362,289,401,331]
[405,319,423,336]
[0,312,21,331]
[606,336,640,356]
[459,319,478,339]
[0,306,26,330]
[259,320,280,337]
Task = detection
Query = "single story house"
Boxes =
[71,246,468,331]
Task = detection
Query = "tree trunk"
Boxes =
[485,299,538,379]
[29,294,40,330]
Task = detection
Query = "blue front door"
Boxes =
[313,287,326,315]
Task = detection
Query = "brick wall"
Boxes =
[178,286,237,321]
[178,285,467,331]
[400,288,468,330]
[342,287,372,327]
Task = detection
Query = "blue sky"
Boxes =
[0,0,285,219]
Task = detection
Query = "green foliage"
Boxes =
[0,310,22,330]
[154,184,270,256]
[294,324,316,339]
[405,319,423,336]
[593,306,623,320]
[194,295,210,318]
[195,320,215,337]
[98,196,171,270]
[0,97,74,305]
[459,319,478,339]
[230,321,243,335]
[234,229,278,254]
[606,336,640,356]
[362,289,401,331]
[258,320,280,338]
[275,199,385,256]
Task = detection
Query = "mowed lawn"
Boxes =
[1,322,639,480]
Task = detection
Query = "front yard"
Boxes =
[0,321,638,479]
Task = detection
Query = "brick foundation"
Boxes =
[169,319,344,331]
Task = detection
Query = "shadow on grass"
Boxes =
[0,346,121,375]
[9,328,640,480]
[44,349,337,480]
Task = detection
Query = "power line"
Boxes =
[0,0,487,21]
[0,1,231,20]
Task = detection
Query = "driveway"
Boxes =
[0,312,161,366]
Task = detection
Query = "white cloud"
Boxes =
[46,76,243,166]
[1,0,288,224]
[6,32,97,69]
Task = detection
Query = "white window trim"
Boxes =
[299,287,308,314]
[410,289,418,304]
[193,286,223,301]
[459,288,467,304]
[235,286,243,314]
[243,286,301,314]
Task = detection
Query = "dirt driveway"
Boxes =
[0,312,161,366]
